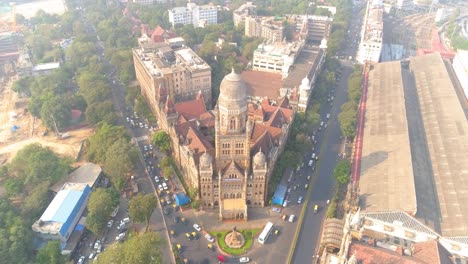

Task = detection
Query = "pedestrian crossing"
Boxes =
[134,135,149,142]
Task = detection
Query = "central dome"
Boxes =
[218,69,247,109]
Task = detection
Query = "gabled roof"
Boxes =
[174,97,207,120]
[363,211,439,237]
[185,126,212,154]
[222,161,245,177]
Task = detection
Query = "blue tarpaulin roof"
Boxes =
[75,224,85,231]
[272,184,287,205]
[175,193,190,206]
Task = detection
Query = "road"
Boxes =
[292,4,365,263]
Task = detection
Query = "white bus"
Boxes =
[258,222,274,244]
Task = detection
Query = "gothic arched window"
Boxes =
[230,118,236,130]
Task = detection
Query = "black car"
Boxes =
[174,216,180,223]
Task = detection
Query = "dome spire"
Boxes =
[231,67,236,74]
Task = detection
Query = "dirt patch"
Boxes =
[0,126,94,163]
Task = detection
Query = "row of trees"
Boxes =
[338,66,362,140]
[445,10,468,50]
[0,144,72,263]
[267,57,341,197]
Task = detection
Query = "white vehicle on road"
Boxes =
[239,257,250,263]
[193,224,202,232]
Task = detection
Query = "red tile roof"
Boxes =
[348,243,423,264]
[412,240,452,264]
[174,97,207,120]
[241,71,283,99]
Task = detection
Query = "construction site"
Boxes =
[0,2,92,165]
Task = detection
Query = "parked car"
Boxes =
[77,256,85,264]
[115,232,126,241]
[93,240,100,250]
[205,234,215,243]
[107,220,114,228]
[288,214,296,222]
[239,257,250,263]
[193,223,202,232]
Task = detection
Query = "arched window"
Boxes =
[230,118,236,130]
[236,193,241,198]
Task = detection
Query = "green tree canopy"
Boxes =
[9,144,70,186]
[86,188,119,235]
[128,194,157,229]
[152,131,171,153]
[36,240,66,264]
[333,160,351,185]
[95,232,163,264]
[104,138,138,190]
[87,123,131,163]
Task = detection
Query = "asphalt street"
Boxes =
[292,4,364,263]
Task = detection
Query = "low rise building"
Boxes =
[32,183,91,249]
[233,1,256,27]
[252,40,304,76]
[356,0,384,64]
[168,2,217,28]
[245,16,284,43]
[296,15,333,45]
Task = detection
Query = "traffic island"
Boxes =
[210,228,260,256]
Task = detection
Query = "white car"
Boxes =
[155,176,160,183]
[121,217,130,224]
[144,145,148,151]
[288,214,296,223]
[107,220,114,228]
[77,256,85,264]
[115,232,126,241]
[93,240,100,250]
[311,153,316,160]
[297,196,303,204]
[239,257,250,263]
[308,160,313,167]
[158,184,163,191]
[205,234,215,243]
[162,182,168,190]
[193,224,202,232]
[88,253,95,260]
[283,200,288,207]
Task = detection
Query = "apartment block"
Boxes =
[168,2,217,28]
[245,16,284,43]
[233,1,256,27]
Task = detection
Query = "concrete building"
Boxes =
[356,0,384,64]
[245,16,284,43]
[297,15,333,45]
[452,49,468,100]
[32,183,91,246]
[132,26,212,131]
[396,0,413,9]
[355,53,468,262]
[252,40,304,77]
[435,8,454,23]
[168,2,217,28]
[233,1,256,27]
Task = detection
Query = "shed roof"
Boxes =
[359,61,417,214]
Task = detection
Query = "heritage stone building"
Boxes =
[165,70,293,221]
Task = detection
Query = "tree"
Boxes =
[152,131,171,153]
[128,194,157,230]
[87,123,130,163]
[95,232,163,264]
[86,100,116,125]
[104,139,137,189]
[333,160,351,185]
[36,240,66,264]
[88,188,119,216]
[40,95,71,131]
[9,144,70,186]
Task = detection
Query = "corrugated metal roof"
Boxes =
[40,189,84,223]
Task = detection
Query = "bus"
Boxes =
[258,222,274,244]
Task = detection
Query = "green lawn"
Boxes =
[210,229,260,256]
